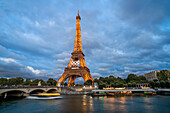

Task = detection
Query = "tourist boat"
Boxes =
[92,89,157,97]
[26,93,62,100]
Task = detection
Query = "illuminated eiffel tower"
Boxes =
[56,11,93,86]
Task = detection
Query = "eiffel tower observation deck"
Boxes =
[56,11,93,86]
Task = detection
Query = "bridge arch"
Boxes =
[47,88,58,93]
[1,90,27,99]
[29,89,46,94]
[0,89,28,94]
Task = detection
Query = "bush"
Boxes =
[160,80,166,88]
[149,81,155,88]
[84,80,92,85]
[166,81,170,88]
[99,83,106,89]
[155,81,160,88]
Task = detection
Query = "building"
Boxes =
[144,71,160,81]
[136,83,150,88]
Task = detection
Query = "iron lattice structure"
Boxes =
[56,11,93,86]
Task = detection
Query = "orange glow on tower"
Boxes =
[56,11,93,86]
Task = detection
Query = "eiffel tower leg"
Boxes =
[68,76,78,86]
[56,73,67,86]
[83,74,94,82]
[68,76,74,86]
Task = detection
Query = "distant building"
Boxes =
[136,83,150,88]
[144,71,160,81]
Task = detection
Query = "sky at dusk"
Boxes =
[0,0,170,83]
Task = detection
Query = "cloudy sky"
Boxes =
[0,0,170,82]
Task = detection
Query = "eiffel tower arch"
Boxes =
[56,11,93,86]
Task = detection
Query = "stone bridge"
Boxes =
[0,86,96,99]
[0,86,61,98]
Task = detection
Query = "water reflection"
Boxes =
[0,95,170,113]
[143,96,153,113]
[81,95,94,112]
[96,96,127,113]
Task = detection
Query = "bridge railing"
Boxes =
[0,85,58,89]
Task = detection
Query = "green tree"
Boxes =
[160,80,166,88]
[99,83,106,89]
[149,81,155,88]
[99,77,104,82]
[0,78,8,86]
[126,74,137,83]
[47,78,57,86]
[103,77,109,84]
[8,78,17,86]
[64,82,68,86]
[94,78,100,85]
[157,70,170,81]
[84,80,92,85]
[15,77,24,85]
[132,82,136,87]
[155,81,160,88]
[128,83,132,87]
[32,79,46,86]
[109,75,115,79]
[23,78,31,85]
[138,76,147,83]
[165,81,170,88]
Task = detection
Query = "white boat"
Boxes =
[26,92,62,100]
[26,95,62,100]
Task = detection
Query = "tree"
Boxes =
[126,74,137,83]
[109,75,115,79]
[132,82,136,87]
[99,83,106,89]
[155,81,160,88]
[15,77,24,85]
[32,79,46,86]
[160,80,166,88]
[138,76,147,83]
[117,77,126,84]
[149,81,155,88]
[103,77,109,84]
[23,78,31,85]
[47,78,57,86]
[157,70,170,81]
[64,82,68,86]
[128,83,132,87]
[165,81,170,88]
[99,77,104,82]
[0,78,8,86]
[84,80,92,85]
[8,78,17,86]
[94,78,99,84]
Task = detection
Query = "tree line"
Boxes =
[0,77,57,86]
[0,70,170,88]
[85,74,148,89]
[84,70,170,89]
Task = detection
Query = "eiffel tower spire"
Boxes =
[73,10,83,52]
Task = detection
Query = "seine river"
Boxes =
[0,95,170,113]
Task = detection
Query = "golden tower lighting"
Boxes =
[56,11,93,86]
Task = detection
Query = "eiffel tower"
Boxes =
[56,11,93,86]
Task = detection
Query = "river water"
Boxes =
[0,95,170,113]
